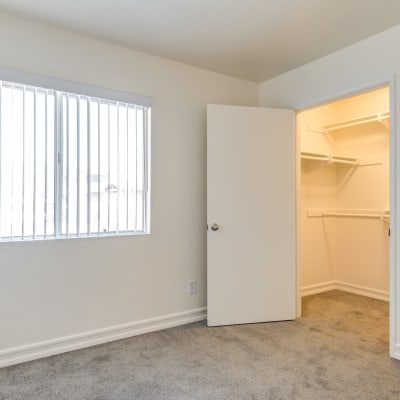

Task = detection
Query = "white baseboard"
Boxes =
[301,281,336,297]
[302,281,389,302]
[335,281,389,302]
[0,307,207,369]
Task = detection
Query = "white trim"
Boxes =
[391,74,398,360]
[0,66,153,107]
[0,307,207,368]
[301,281,336,297]
[301,281,389,302]
[295,110,302,318]
[335,281,389,302]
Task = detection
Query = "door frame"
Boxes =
[295,75,398,358]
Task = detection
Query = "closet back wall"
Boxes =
[334,89,389,297]
[299,88,389,299]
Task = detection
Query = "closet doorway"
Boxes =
[297,86,390,315]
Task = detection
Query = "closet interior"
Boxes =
[298,87,390,302]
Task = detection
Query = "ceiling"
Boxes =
[1,0,400,82]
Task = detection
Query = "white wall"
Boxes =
[0,11,258,365]
[260,25,400,359]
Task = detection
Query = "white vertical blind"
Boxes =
[0,80,151,240]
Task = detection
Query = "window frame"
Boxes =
[0,68,152,241]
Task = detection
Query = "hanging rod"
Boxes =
[308,209,390,220]
[323,212,389,219]
[323,111,389,132]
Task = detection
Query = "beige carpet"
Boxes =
[1,290,399,399]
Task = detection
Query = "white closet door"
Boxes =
[207,104,296,326]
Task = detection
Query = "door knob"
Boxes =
[211,223,220,231]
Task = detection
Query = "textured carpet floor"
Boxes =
[1,290,400,399]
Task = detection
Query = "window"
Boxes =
[0,78,151,241]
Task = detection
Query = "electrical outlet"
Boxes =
[188,279,197,295]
